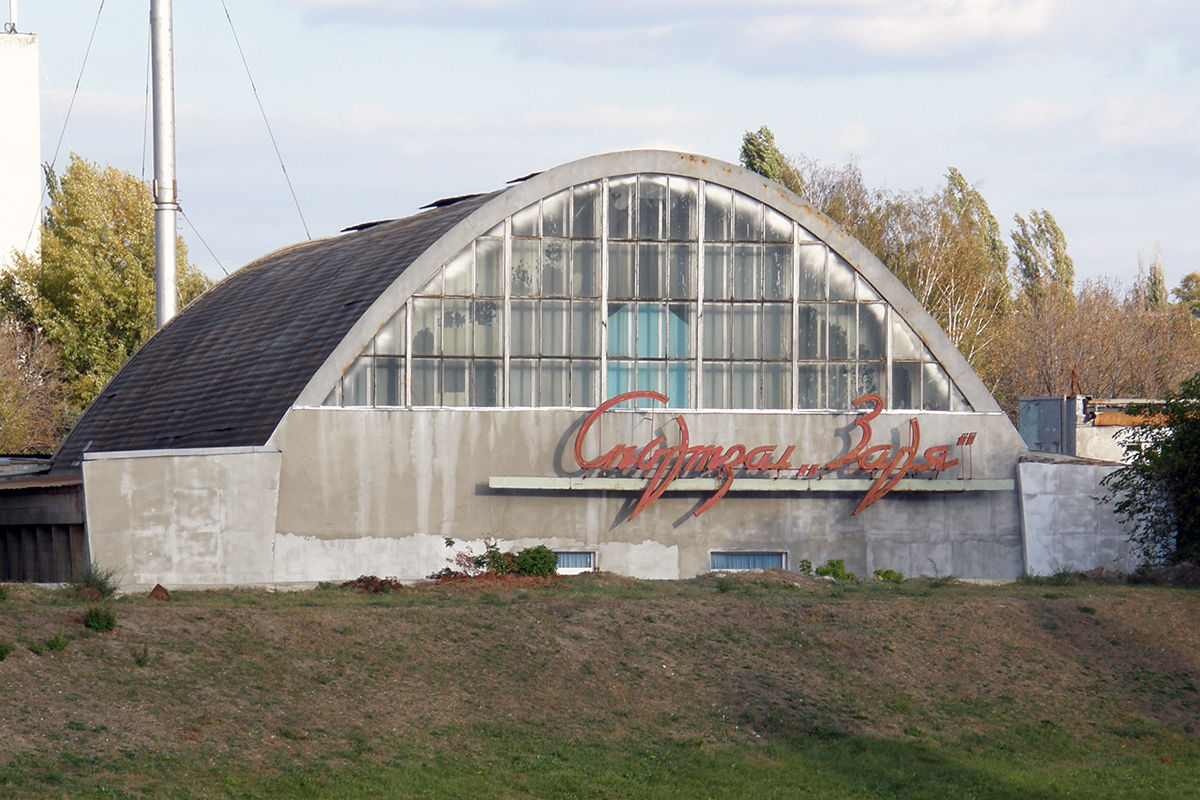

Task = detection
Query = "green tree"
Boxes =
[739,126,801,193]
[2,154,211,411]
[1172,271,1200,317]
[1102,372,1200,565]
[1011,209,1074,303]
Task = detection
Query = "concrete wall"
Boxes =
[1018,459,1135,575]
[83,448,283,588]
[264,406,1028,583]
[0,33,41,268]
[1075,427,1128,463]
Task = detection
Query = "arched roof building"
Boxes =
[5,151,1031,586]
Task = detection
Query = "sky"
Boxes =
[13,0,1200,290]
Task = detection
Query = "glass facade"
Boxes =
[325,174,971,412]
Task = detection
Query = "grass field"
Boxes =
[0,572,1197,798]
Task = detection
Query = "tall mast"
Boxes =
[150,0,177,328]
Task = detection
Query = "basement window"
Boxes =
[555,551,595,574]
[710,552,786,571]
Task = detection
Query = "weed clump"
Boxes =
[84,606,116,632]
[816,559,859,581]
[797,560,813,576]
[0,640,13,661]
[874,569,904,584]
[46,633,69,652]
[0,585,8,602]
[432,539,559,580]
[68,561,120,600]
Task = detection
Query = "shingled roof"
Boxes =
[49,192,498,474]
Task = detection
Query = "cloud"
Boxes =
[278,0,1200,75]
[1093,92,1200,149]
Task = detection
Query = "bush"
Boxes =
[513,546,558,578]
[815,559,859,581]
[84,606,116,632]
[874,569,904,584]
[0,640,13,661]
[797,560,813,576]
[68,560,120,599]
[46,633,69,652]
[0,585,8,602]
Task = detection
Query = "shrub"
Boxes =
[0,640,13,661]
[874,569,904,584]
[46,633,69,652]
[797,560,813,576]
[513,546,557,578]
[68,560,120,600]
[815,559,859,581]
[0,585,8,602]
[84,606,116,632]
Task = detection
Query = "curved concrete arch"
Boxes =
[288,150,1002,415]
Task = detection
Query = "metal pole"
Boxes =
[151,0,177,328]
[7,0,17,31]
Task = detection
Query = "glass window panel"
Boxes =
[733,193,763,241]
[763,303,791,360]
[764,244,792,300]
[636,361,665,400]
[732,362,759,409]
[511,299,538,357]
[636,303,665,359]
[858,303,886,361]
[541,360,569,407]
[572,301,600,358]
[765,207,792,243]
[711,552,785,571]
[796,225,819,243]
[638,175,668,240]
[607,303,634,358]
[892,363,920,409]
[442,299,471,356]
[702,363,730,408]
[473,360,502,407]
[951,383,972,412]
[608,176,635,239]
[344,356,373,407]
[511,239,540,297]
[702,303,731,360]
[541,300,569,357]
[443,248,472,296]
[607,361,633,399]
[443,359,468,407]
[667,361,694,408]
[510,360,536,407]
[667,244,695,299]
[797,364,824,409]
[828,304,856,360]
[704,184,732,241]
[733,244,762,300]
[763,363,791,410]
[412,297,441,356]
[571,241,601,298]
[892,317,924,361]
[572,182,601,239]
[667,303,694,359]
[797,304,825,361]
[473,299,502,357]
[543,190,568,238]
[858,275,881,302]
[412,359,440,406]
[572,361,599,407]
[512,202,538,238]
[484,221,504,238]
[542,240,568,296]
[828,254,856,301]
[797,245,826,300]
[475,239,503,297]
[637,243,666,299]
[417,269,441,296]
[376,357,404,407]
[922,363,951,411]
[322,385,340,407]
[668,177,697,241]
[375,306,406,356]
[608,242,635,299]
[557,552,594,570]
[732,305,761,359]
[703,244,731,300]
[829,363,854,410]
[858,363,886,398]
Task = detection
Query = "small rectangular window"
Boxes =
[797,245,826,301]
[542,240,569,296]
[638,175,668,240]
[572,182,601,239]
[797,364,824,409]
[608,243,635,299]
[543,190,568,238]
[512,240,540,296]
[703,244,731,300]
[733,193,763,241]
[704,184,732,241]
[376,357,404,407]
[732,244,761,300]
[668,177,697,241]
[710,552,786,571]
[556,551,595,574]
[608,176,635,240]
[473,360,502,407]
[475,239,504,297]
[571,241,601,298]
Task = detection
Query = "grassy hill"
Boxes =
[0,572,1197,798]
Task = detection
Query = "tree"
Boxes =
[1011,209,1074,303]
[2,154,211,411]
[0,317,68,453]
[1136,244,1167,310]
[1173,271,1200,317]
[1102,372,1200,565]
[739,126,801,193]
